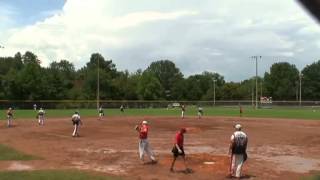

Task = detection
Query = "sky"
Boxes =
[0,0,320,81]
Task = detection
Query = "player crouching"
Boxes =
[71,111,82,137]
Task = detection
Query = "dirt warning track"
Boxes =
[0,116,319,180]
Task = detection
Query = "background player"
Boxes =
[120,105,124,113]
[239,104,243,117]
[181,104,186,119]
[37,107,45,125]
[71,111,82,137]
[197,106,203,119]
[6,107,13,127]
[98,106,104,120]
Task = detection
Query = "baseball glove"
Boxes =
[134,125,139,131]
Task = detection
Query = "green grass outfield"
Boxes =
[0,170,121,180]
[2,106,320,120]
[0,144,37,161]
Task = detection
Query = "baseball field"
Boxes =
[0,106,320,180]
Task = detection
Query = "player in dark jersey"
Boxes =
[98,107,104,120]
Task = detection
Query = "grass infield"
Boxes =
[1,106,320,120]
[0,170,122,180]
[0,144,37,161]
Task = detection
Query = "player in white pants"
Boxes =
[135,120,157,164]
[197,106,203,119]
[38,108,45,125]
[229,124,248,179]
[6,107,13,127]
[181,105,186,119]
[98,107,104,120]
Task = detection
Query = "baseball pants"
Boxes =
[231,154,244,178]
[38,115,44,125]
[72,124,79,136]
[181,111,185,118]
[139,139,156,161]
[7,116,13,127]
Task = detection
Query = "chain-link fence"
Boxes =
[1,100,320,109]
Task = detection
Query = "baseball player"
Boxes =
[120,105,124,113]
[98,107,104,120]
[170,128,189,172]
[6,107,13,127]
[228,124,248,179]
[135,120,157,164]
[181,104,186,119]
[33,104,37,111]
[71,111,82,137]
[37,108,45,125]
[197,106,203,119]
[239,105,243,117]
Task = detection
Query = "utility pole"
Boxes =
[97,57,100,109]
[252,56,261,109]
[299,72,303,107]
[214,80,216,106]
[260,81,263,98]
[251,77,254,107]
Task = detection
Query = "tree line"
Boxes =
[0,51,319,101]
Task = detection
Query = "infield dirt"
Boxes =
[0,115,319,180]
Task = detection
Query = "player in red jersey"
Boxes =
[170,128,190,172]
[135,120,157,164]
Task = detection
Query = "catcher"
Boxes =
[135,120,157,164]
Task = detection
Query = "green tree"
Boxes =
[264,62,299,100]
[137,71,163,100]
[220,82,242,100]
[201,72,225,100]
[46,60,76,99]
[301,60,320,100]
[80,53,118,99]
[146,60,184,100]
[22,51,41,65]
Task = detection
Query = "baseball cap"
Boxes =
[235,124,242,130]
[142,120,148,124]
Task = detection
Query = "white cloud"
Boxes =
[1,0,320,81]
[2,0,196,67]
